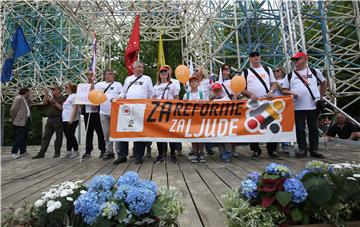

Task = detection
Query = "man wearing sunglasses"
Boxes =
[241,51,280,160]
[282,52,327,159]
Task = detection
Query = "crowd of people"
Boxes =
[9,51,360,163]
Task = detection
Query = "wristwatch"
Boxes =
[269,90,274,93]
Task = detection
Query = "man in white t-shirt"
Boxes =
[282,52,327,159]
[241,51,280,160]
[96,69,123,161]
[82,71,106,159]
[114,61,154,165]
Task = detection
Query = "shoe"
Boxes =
[198,155,206,163]
[71,151,79,158]
[134,158,143,164]
[103,154,115,161]
[99,151,106,158]
[189,151,195,156]
[296,149,307,158]
[53,153,60,158]
[232,152,240,157]
[176,150,183,157]
[147,151,152,158]
[269,154,282,160]
[251,152,260,160]
[221,151,232,163]
[206,150,214,155]
[82,153,91,159]
[113,157,127,165]
[20,152,30,157]
[32,153,45,159]
[310,152,325,159]
[153,155,165,164]
[191,157,199,163]
[170,154,177,163]
[129,154,135,159]
[62,152,72,159]
[12,154,20,159]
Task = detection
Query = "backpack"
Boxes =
[186,90,203,100]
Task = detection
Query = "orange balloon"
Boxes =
[230,75,246,94]
[175,65,190,84]
[88,90,106,105]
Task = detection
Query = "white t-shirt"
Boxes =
[183,90,203,101]
[282,67,325,110]
[95,81,123,115]
[274,78,284,97]
[119,75,153,99]
[199,78,212,100]
[242,66,276,98]
[62,94,79,122]
[212,95,231,102]
[153,82,179,100]
[170,78,181,93]
[221,79,233,96]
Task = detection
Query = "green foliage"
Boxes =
[303,176,333,205]
[276,191,292,207]
[151,187,185,226]
[223,190,286,227]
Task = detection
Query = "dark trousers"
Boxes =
[11,119,30,154]
[84,112,106,154]
[295,110,319,153]
[39,116,63,155]
[118,142,147,160]
[250,143,277,156]
[174,142,182,152]
[62,121,79,152]
[157,142,176,157]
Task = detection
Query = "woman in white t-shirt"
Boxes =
[196,66,212,100]
[153,66,180,164]
[273,66,287,97]
[62,84,80,158]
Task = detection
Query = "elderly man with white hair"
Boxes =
[114,61,154,165]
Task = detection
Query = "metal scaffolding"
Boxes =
[1,0,359,117]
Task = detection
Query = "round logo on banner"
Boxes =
[121,105,131,116]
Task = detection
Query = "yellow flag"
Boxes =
[157,31,166,69]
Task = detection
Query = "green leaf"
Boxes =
[291,208,302,222]
[151,199,164,217]
[304,176,333,205]
[301,213,310,224]
[116,203,128,223]
[276,191,292,207]
[263,173,280,180]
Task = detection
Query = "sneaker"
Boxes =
[71,151,79,158]
[32,153,45,159]
[251,152,260,160]
[189,151,195,156]
[310,152,325,159]
[12,154,20,159]
[296,149,307,158]
[99,151,106,158]
[62,152,72,159]
[232,152,240,157]
[153,155,165,164]
[191,157,199,163]
[221,151,232,163]
[269,154,282,160]
[198,155,206,163]
[20,152,30,157]
[113,157,127,165]
[103,154,115,161]
[129,154,135,159]
[82,153,91,159]
[170,154,177,163]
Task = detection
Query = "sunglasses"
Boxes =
[160,70,168,74]
[223,67,230,70]
[274,69,281,72]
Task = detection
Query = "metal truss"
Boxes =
[1,0,359,118]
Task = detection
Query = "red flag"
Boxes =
[125,15,140,75]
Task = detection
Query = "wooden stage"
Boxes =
[1,141,359,226]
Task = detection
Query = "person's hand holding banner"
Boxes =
[230,75,246,94]
[88,90,106,105]
[175,65,190,84]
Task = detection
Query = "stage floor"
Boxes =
[1,141,359,226]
